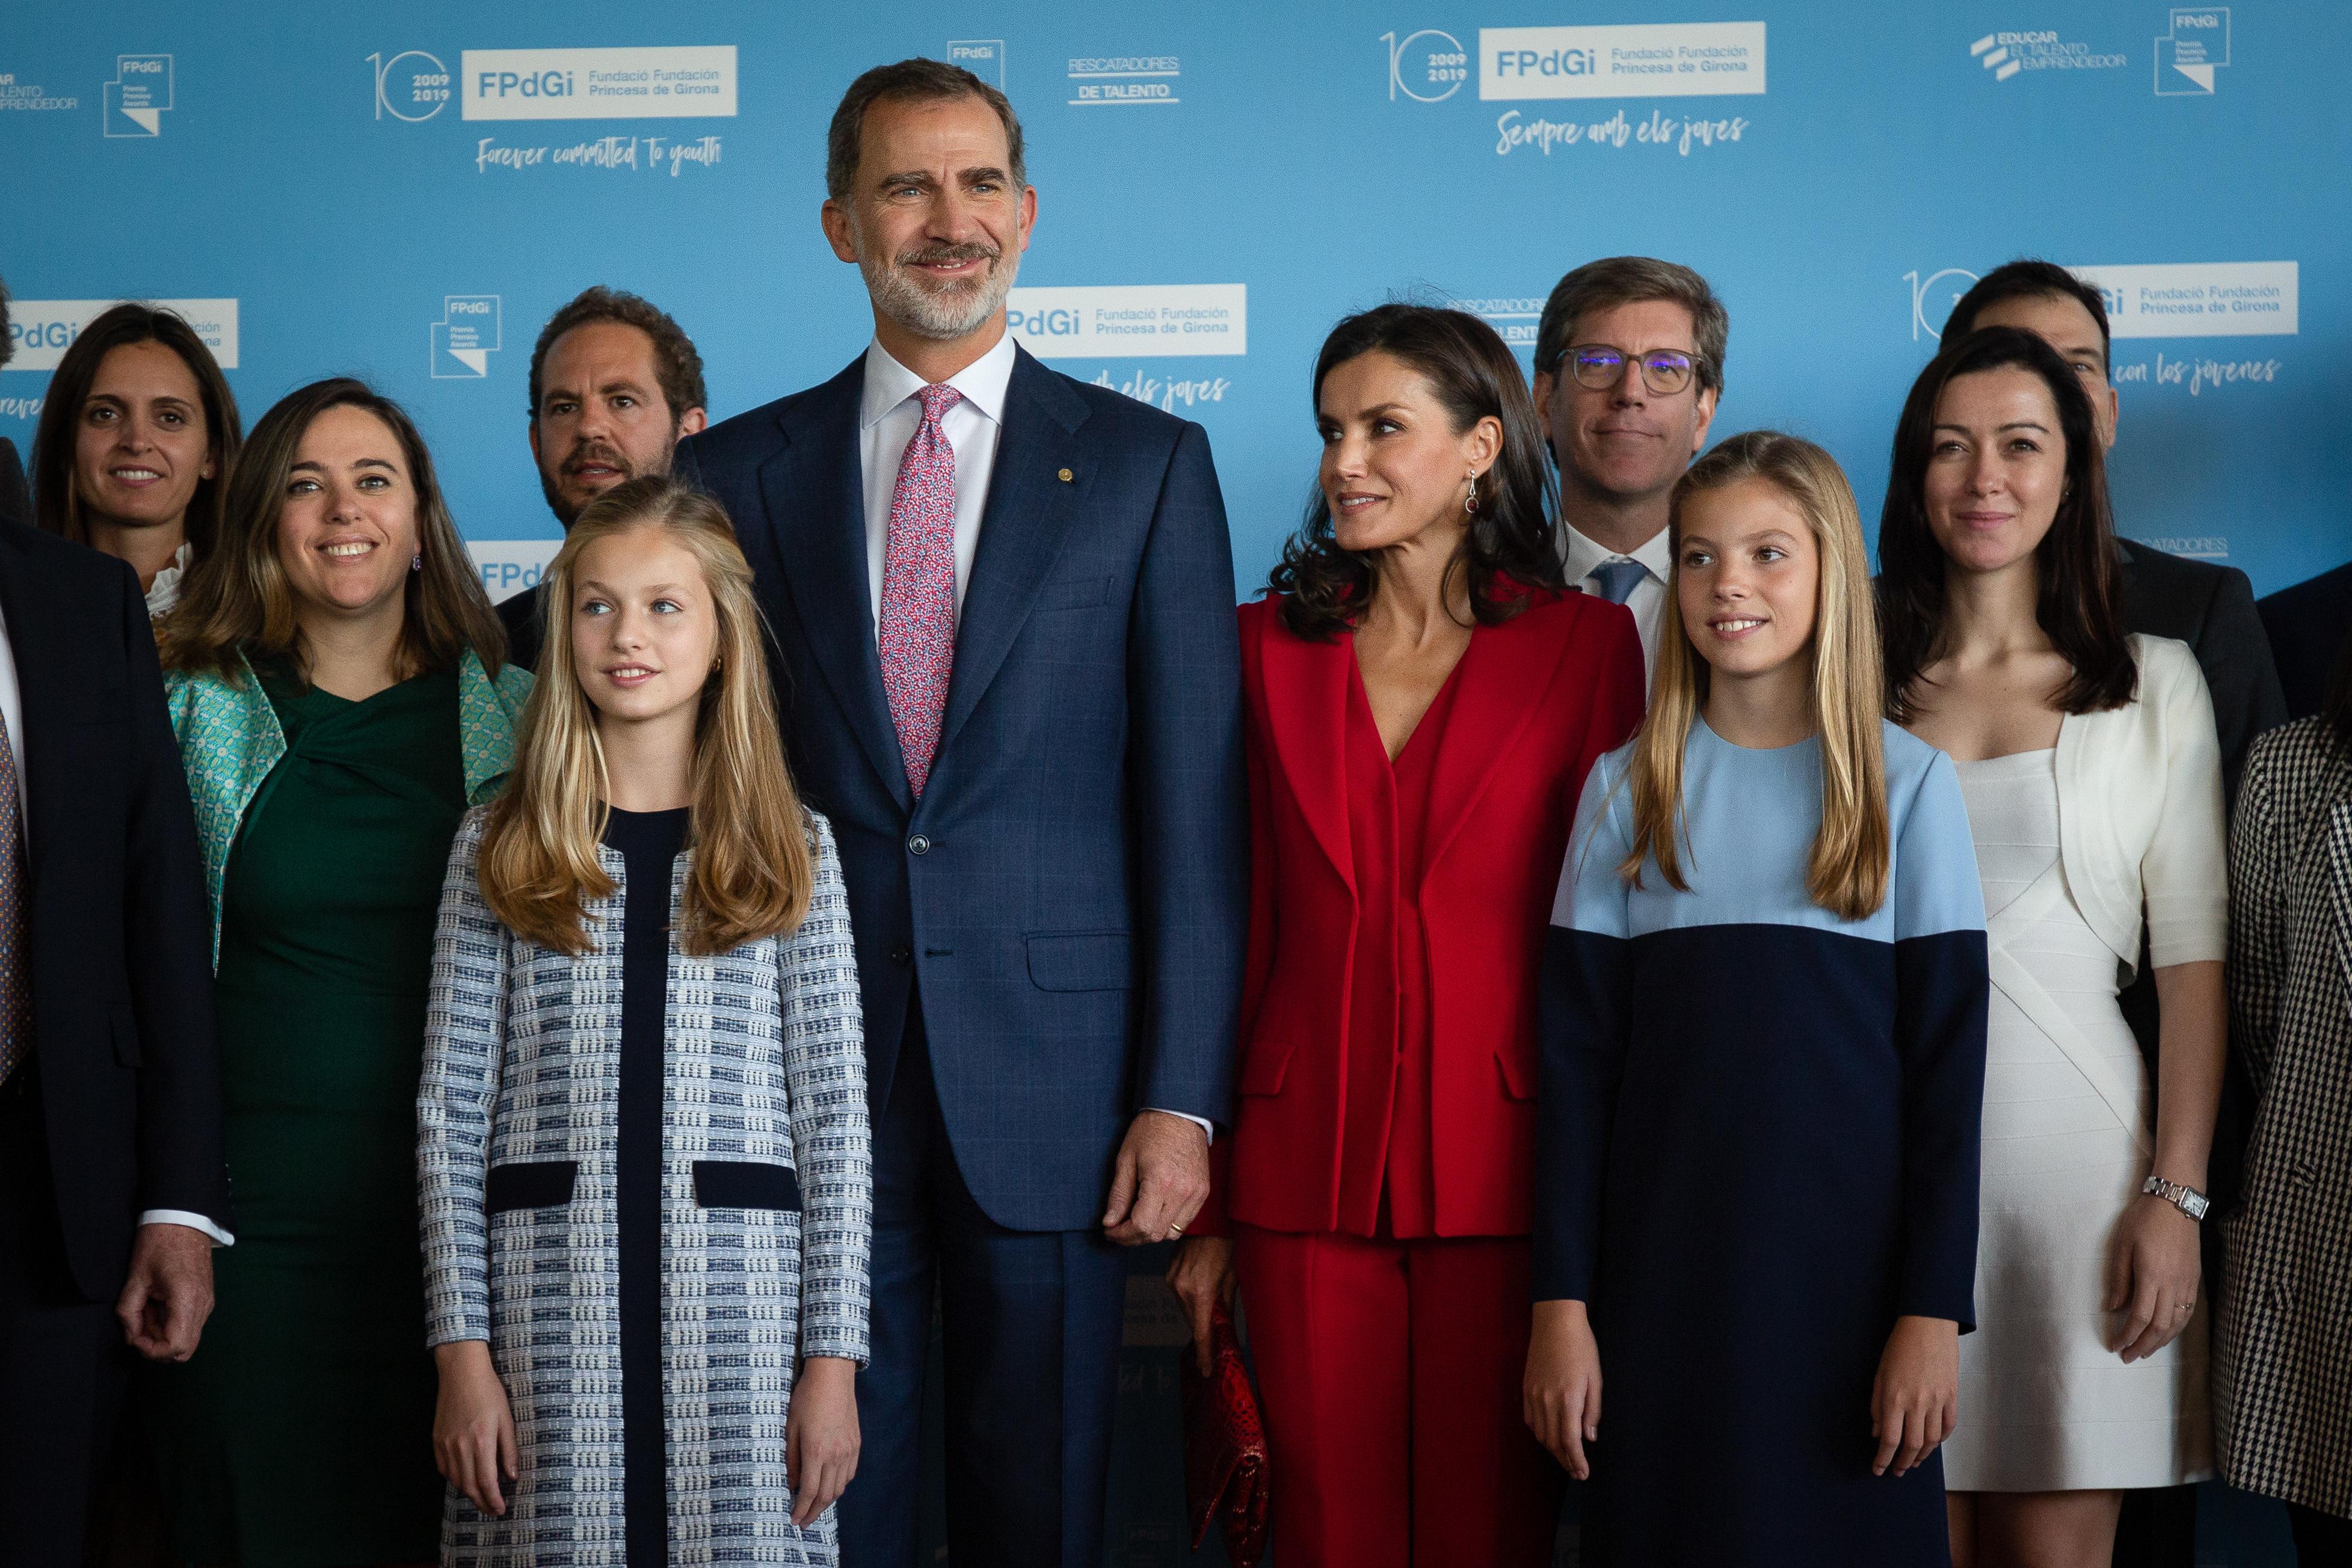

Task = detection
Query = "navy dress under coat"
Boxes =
[1535,718,1990,1566]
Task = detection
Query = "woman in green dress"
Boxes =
[149,377,528,1566]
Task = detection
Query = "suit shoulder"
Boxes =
[1050,369,1201,446]
[2123,538,2248,601]
[688,391,806,465]
[2259,559,2352,618]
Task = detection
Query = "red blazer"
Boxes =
[1205,586,1645,1238]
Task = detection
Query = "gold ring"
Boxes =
[1168,1222,1186,1237]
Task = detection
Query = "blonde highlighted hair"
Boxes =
[1619,431,1891,921]
[477,476,814,955]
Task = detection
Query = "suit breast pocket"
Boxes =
[1034,575,1113,614]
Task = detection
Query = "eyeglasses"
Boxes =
[1564,343,1702,396]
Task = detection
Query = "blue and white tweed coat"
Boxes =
[419,806,872,1566]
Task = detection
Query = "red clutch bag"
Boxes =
[1180,1302,1270,1567]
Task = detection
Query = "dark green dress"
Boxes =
[150,664,467,1566]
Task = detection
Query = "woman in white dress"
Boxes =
[1877,326,2227,1568]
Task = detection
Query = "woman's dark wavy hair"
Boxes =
[1879,325,2135,721]
[1268,304,1562,640]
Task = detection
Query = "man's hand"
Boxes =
[1101,1111,1208,1245]
[116,1222,215,1362]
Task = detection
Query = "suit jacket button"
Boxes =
[889,943,912,965]
[907,834,931,855]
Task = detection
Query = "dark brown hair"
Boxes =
[161,378,505,683]
[1879,327,2135,721]
[31,302,243,557]
[826,58,1026,203]
[1269,304,1562,641]
[1942,259,2111,373]
[527,286,707,424]
[1533,256,1728,396]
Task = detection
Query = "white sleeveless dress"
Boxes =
[1942,748,2213,1492]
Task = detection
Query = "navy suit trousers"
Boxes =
[838,995,1128,1568]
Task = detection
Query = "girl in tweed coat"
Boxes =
[419,478,872,1567]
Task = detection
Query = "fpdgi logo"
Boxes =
[1385,29,1468,102]
[103,54,171,137]
[431,296,501,378]
[371,51,451,121]
[946,40,1004,87]
[2156,8,2228,94]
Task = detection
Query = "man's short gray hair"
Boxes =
[825,58,1027,204]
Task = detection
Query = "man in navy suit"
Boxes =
[676,58,1248,1567]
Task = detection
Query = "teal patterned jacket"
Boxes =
[162,647,532,963]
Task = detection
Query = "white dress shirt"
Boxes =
[0,596,229,1244]
[854,334,1213,1148]
[1561,519,1675,684]
[858,333,1016,638]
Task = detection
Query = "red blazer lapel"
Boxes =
[1250,600,1356,895]
[1417,596,1575,892]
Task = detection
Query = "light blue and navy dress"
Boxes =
[1535,718,1990,1566]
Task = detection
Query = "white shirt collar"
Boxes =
[144,539,196,618]
[1560,517,1673,585]
[859,330,1017,432]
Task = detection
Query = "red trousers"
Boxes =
[1234,1226,1560,1568]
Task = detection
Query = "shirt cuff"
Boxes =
[1144,1107,1213,1145]
[140,1210,234,1247]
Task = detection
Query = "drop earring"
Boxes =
[411,553,423,573]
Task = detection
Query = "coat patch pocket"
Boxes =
[692,1160,802,1213]
[485,1161,577,1213]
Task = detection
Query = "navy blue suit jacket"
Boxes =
[677,345,1249,1232]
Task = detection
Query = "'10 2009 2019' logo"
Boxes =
[1386,29,1469,102]
[372,51,452,120]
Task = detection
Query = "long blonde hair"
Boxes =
[478,477,814,955]
[1619,431,1891,921]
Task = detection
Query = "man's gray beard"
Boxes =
[856,232,1020,342]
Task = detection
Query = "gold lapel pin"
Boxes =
[1057,467,1074,482]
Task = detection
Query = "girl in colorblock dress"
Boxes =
[1526,432,1990,1567]
[420,477,872,1567]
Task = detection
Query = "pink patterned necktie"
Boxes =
[878,383,963,798]
[0,705,28,1086]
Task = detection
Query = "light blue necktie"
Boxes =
[1589,558,1648,606]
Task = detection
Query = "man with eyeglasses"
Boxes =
[1530,256,1726,677]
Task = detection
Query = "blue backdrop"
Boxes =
[6,2,2347,609]
[5,5,2344,1564]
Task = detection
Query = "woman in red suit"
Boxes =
[1168,304,1646,1566]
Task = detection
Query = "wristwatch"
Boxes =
[2142,1175,2210,1221]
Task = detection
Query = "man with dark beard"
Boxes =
[676,57,1246,1568]
[501,287,708,668]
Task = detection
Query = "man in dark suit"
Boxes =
[497,287,707,669]
[2257,561,2352,721]
[1945,261,2288,1568]
[676,58,1247,1567]
[0,518,229,1564]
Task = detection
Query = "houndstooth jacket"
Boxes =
[419,805,872,1566]
[2215,716,2352,1519]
